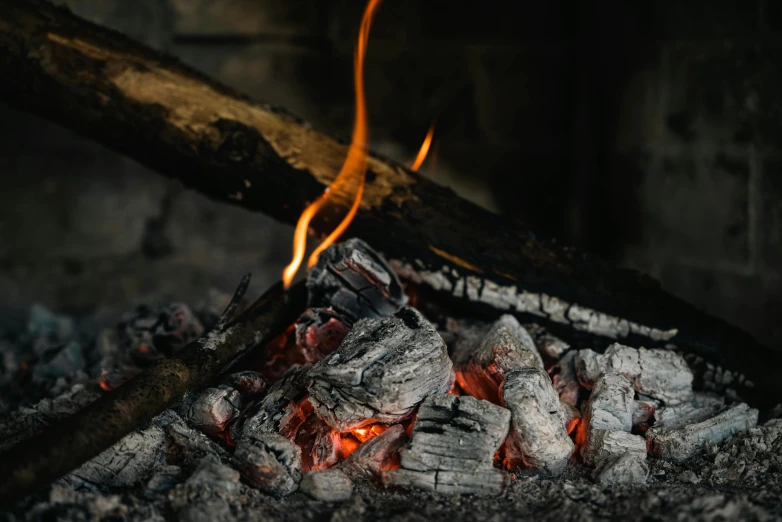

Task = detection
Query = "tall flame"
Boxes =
[409,120,437,172]
[282,0,382,288]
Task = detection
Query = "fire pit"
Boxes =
[1,0,782,520]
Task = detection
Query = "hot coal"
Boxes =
[339,424,407,480]
[295,413,343,472]
[306,238,407,322]
[307,307,453,431]
[232,433,302,497]
[501,368,574,475]
[384,394,510,495]
[299,469,354,501]
[647,403,759,461]
[237,365,311,440]
[575,344,693,405]
[457,315,543,403]
[295,308,351,363]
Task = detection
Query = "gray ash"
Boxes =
[1,239,781,521]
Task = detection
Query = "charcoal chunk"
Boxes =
[550,351,581,406]
[501,368,574,475]
[458,315,543,403]
[339,424,407,479]
[223,371,267,399]
[653,393,726,430]
[182,385,242,439]
[306,238,407,322]
[299,469,354,501]
[647,403,759,461]
[232,433,302,497]
[575,344,693,405]
[238,365,311,439]
[579,373,636,465]
[119,302,204,361]
[383,394,510,496]
[308,308,453,431]
[595,452,649,486]
[586,429,647,470]
[295,308,351,363]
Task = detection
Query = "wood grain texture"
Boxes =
[0,0,779,400]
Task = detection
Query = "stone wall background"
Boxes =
[0,0,779,349]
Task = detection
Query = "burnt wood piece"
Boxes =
[0,279,306,506]
[0,0,778,401]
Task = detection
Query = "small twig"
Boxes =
[214,272,252,333]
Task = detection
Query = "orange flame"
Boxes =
[282,0,382,288]
[409,120,437,172]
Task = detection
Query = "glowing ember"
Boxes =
[351,424,388,443]
[282,0,382,288]
[409,120,436,172]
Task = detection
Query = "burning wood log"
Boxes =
[501,368,574,475]
[0,0,779,403]
[384,394,510,496]
[307,308,454,431]
[0,278,306,506]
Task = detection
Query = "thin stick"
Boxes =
[0,279,306,506]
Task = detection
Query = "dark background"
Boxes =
[1,0,780,349]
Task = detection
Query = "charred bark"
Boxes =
[0,279,306,506]
[0,0,779,400]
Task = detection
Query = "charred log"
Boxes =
[0,0,779,402]
[0,279,306,506]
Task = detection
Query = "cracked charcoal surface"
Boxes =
[502,368,574,475]
[579,373,636,465]
[232,433,302,497]
[575,344,693,405]
[458,315,543,403]
[307,307,453,431]
[306,238,407,323]
[238,365,311,440]
[383,394,510,496]
[181,385,242,439]
[299,470,354,502]
[647,403,759,461]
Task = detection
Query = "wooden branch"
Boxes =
[0,0,779,401]
[0,279,306,506]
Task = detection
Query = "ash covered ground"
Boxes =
[1,240,782,521]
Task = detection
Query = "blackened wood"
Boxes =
[0,0,779,400]
[0,280,306,506]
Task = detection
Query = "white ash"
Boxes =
[168,457,241,520]
[299,469,354,502]
[307,308,453,431]
[653,393,726,430]
[384,468,509,496]
[237,365,311,439]
[62,423,166,489]
[632,399,658,430]
[579,373,635,464]
[180,385,242,439]
[384,394,509,495]
[152,410,230,466]
[647,403,759,461]
[307,238,407,322]
[585,429,647,470]
[339,424,408,480]
[709,419,782,486]
[501,368,574,475]
[595,452,649,487]
[550,350,581,406]
[575,344,693,405]
[458,315,542,402]
[231,433,302,497]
